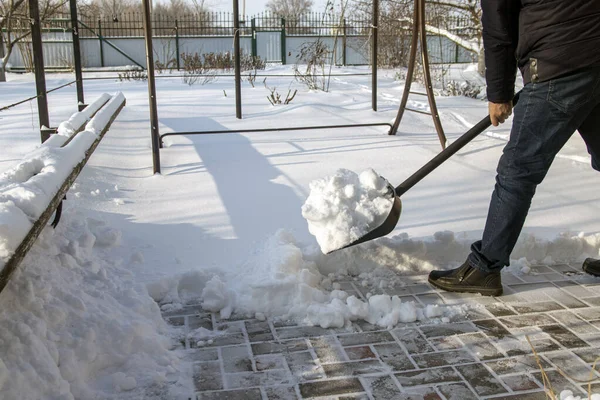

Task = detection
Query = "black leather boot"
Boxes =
[428,261,503,296]
[583,258,600,277]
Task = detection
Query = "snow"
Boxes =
[0,92,124,269]
[560,390,600,400]
[0,212,191,399]
[1,64,599,397]
[302,168,395,253]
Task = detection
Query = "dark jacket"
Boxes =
[482,0,600,103]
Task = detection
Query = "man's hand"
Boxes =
[489,102,513,126]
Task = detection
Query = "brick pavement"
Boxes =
[162,263,600,399]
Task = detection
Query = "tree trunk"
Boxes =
[0,34,6,82]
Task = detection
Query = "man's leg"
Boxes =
[578,105,600,276]
[429,68,600,295]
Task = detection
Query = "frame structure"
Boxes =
[140,0,446,174]
[390,0,447,149]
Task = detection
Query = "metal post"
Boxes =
[281,18,286,65]
[371,0,378,111]
[233,0,242,119]
[418,0,445,148]
[251,18,257,58]
[69,0,85,110]
[142,0,161,174]
[29,0,50,142]
[98,18,104,67]
[175,19,180,70]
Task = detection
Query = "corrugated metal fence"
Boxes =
[3,12,477,70]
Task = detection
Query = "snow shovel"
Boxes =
[330,91,521,253]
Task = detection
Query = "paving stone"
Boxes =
[166,316,185,326]
[337,394,369,400]
[277,326,331,340]
[225,370,291,389]
[352,320,382,332]
[543,351,599,381]
[540,324,588,349]
[191,333,246,348]
[285,351,325,381]
[500,314,557,328]
[255,354,286,371]
[419,322,477,338]
[391,388,443,400]
[485,355,549,375]
[184,348,219,362]
[323,359,390,377]
[199,388,262,400]
[436,382,478,400]
[551,264,580,274]
[501,374,541,391]
[473,319,512,339]
[527,338,563,353]
[459,333,504,361]
[311,336,346,364]
[487,392,547,400]
[362,375,402,399]
[573,347,600,364]
[579,334,600,347]
[394,366,461,387]
[553,281,597,298]
[193,361,223,391]
[214,321,244,335]
[373,342,416,371]
[500,272,526,285]
[485,303,518,317]
[412,350,476,368]
[299,378,364,398]
[337,331,395,347]
[545,288,589,309]
[161,304,205,317]
[582,297,600,306]
[252,340,308,356]
[550,311,598,335]
[513,301,565,314]
[439,291,483,305]
[415,293,445,306]
[464,305,494,321]
[532,369,586,396]
[520,273,566,283]
[391,328,434,354]
[265,385,298,400]
[245,320,274,342]
[429,336,462,351]
[575,307,600,321]
[344,346,376,361]
[455,363,507,396]
[221,345,253,373]
[189,314,213,330]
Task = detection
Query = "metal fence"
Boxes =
[3,11,477,70]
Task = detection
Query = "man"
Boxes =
[428,0,600,296]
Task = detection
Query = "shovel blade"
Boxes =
[326,183,402,254]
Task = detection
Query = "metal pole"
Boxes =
[233,0,242,119]
[175,19,180,70]
[97,18,104,67]
[29,0,50,142]
[371,0,378,111]
[418,0,446,148]
[142,0,161,174]
[69,0,85,110]
[251,18,257,57]
[281,18,286,65]
[342,18,347,66]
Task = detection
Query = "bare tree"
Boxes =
[266,0,314,19]
[0,0,67,80]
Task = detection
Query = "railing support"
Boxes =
[142,0,161,173]
[29,0,50,142]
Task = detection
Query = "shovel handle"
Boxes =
[395,90,521,197]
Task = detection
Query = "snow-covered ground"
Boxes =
[1,64,599,398]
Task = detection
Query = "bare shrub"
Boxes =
[180,52,216,86]
[294,39,330,91]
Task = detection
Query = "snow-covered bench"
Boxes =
[0,92,126,293]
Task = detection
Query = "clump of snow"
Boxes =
[560,390,600,400]
[302,168,394,254]
[0,212,192,399]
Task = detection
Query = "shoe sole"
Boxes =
[583,258,600,277]
[428,276,503,297]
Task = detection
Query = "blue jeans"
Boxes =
[468,66,600,272]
